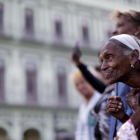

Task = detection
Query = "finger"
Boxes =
[108,96,121,101]
[106,106,122,114]
[126,89,135,97]
[107,108,119,114]
[115,96,121,101]
[108,96,117,100]
[106,103,110,111]
[109,100,123,105]
[126,97,133,102]
[106,101,122,110]
[107,104,122,109]
[126,88,140,97]
[108,96,119,100]
[106,104,123,112]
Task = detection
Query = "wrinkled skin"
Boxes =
[106,96,129,123]
[100,15,140,85]
[126,88,140,112]
[100,41,132,84]
[103,14,140,139]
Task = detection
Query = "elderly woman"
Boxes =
[100,34,140,139]
[71,10,140,140]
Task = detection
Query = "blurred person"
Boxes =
[72,70,101,140]
[72,64,115,140]
[71,43,107,94]
[71,44,114,140]
[90,65,115,140]
[111,10,140,37]
[71,10,140,140]
[100,34,140,139]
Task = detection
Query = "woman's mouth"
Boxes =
[104,73,110,79]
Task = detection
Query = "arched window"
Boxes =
[24,129,40,140]
[0,128,8,140]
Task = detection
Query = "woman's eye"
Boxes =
[107,55,112,60]
[118,24,124,27]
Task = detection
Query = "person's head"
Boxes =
[111,10,140,39]
[72,69,102,99]
[73,71,93,99]
[100,34,140,87]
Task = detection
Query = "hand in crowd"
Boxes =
[106,96,129,123]
[71,46,82,66]
[126,88,140,112]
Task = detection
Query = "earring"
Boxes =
[131,65,134,68]
[135,31,139,36]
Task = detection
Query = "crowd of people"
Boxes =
[71,10,140,140]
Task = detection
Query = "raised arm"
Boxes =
[71,49,107,93]
[78,63,107,93]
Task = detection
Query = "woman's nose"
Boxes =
[101,61,109,71]
[112,29,118,36]
[78,84,83,89]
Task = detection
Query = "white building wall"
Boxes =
[0,0,138,140]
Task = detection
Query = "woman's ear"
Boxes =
[130,49,139,65]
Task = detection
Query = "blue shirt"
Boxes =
[109,82,133,140]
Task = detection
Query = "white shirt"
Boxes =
[75,91,101,140]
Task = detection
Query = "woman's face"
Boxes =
[100,41,132,84]
[74,75,94,97]
[113,15,137,36]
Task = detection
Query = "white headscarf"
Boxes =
[110,34,140,60]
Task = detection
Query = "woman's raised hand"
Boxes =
[71,44,82,66]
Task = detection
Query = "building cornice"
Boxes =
[59,0,139,11]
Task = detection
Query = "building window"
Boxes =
[24,129,40,140]
[82,25,89,43]
[0,128,8,140]
[0,3,3,31]
[0,60,5,103]
[25,9,34,36]
[57,66,67,105]
[26,62,37,104]
[55,20,63,39]
[56,129,74,140]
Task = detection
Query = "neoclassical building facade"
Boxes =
[0,0,138,140]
